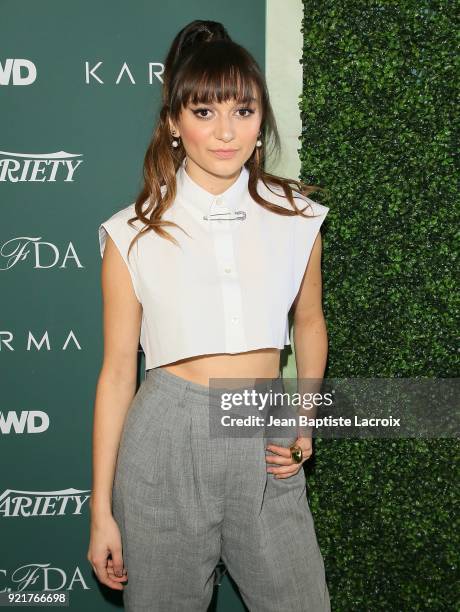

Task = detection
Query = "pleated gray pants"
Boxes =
[112,366,331,611]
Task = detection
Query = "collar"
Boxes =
[175,156,249,218]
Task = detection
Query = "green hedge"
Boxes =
[291,1,458,609]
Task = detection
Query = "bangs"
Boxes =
[182,68,257,106]
[169,41,262,114]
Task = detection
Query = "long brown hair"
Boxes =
[127,20,325,256]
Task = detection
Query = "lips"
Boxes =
[211,149,238,159]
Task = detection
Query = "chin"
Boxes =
[209,157,244,170]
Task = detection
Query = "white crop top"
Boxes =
[98,157,329,370]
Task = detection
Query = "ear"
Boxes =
[167,117,180,137]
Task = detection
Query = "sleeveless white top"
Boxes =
[98,157,329,370]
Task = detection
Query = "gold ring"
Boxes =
[290,445,303,464]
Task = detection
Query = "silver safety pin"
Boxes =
[203,210,246,221]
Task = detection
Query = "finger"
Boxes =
[265,453,291,466]
[268,460,303,474]
[93,558,125,590]
[271,465,302,478]
[294,437,313,454]
[296,447,312,461]
[107,568,128,582]
[266,443,311,465]
[110,549,128,579]
[292,439,313,461]
[107,557,127,571]
[275,471,300,479]
[265,444,291,458]
[107,563,128,582]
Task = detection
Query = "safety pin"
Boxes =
[203,210,246,221]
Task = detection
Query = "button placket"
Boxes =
[212,222,246,351]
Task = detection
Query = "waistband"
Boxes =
[145,366,283,401]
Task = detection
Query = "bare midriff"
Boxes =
[160,348,281,388]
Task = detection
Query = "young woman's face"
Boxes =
[169,91,262,181]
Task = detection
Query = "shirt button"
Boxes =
[224,267,232,274]
[215,197,223,205]
[231,316,239,324]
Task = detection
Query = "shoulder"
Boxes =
[100,199,149,233]
[256,178,329,218]
[101,201,137,225]
[98,201,146,261]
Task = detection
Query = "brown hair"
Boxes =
[127,19,325,256]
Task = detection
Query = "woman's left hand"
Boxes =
[265,436,312,479]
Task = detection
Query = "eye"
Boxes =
[191,107,256,120]
[192,108,213,119]
[236,108,256,117]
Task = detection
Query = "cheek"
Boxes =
[237,122,260,144]
[180,124,211,147]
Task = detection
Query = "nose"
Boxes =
[214,116,235,143]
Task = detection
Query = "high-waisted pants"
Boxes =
[112,366,331,611]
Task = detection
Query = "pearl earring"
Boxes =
[256,132,262,147]
[171,131,180,148]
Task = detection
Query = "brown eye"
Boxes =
[237,108,255,117]
[192,109,212,119]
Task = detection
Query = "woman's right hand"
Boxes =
[87,514,128,590]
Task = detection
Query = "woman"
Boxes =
[88,19,331,612]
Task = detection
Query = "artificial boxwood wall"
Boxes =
[294,1,458,610]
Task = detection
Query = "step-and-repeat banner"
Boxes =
[1,2,269,610]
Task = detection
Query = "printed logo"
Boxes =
[0,151,83,182]
[0,411,49,435]
[0,59,37,86]
[84,61,164,84]
[0,331,82,355]
[0,488,91,517]
[0,564,90,591]
[0,238,83,270]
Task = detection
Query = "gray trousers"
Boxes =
[112,367,331,611]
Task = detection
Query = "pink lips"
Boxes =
[211,149,238,159]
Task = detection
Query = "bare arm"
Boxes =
[266,231,328,477]
[90,235,142,521]
[292,232,328,378]
[292,232,328,439]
